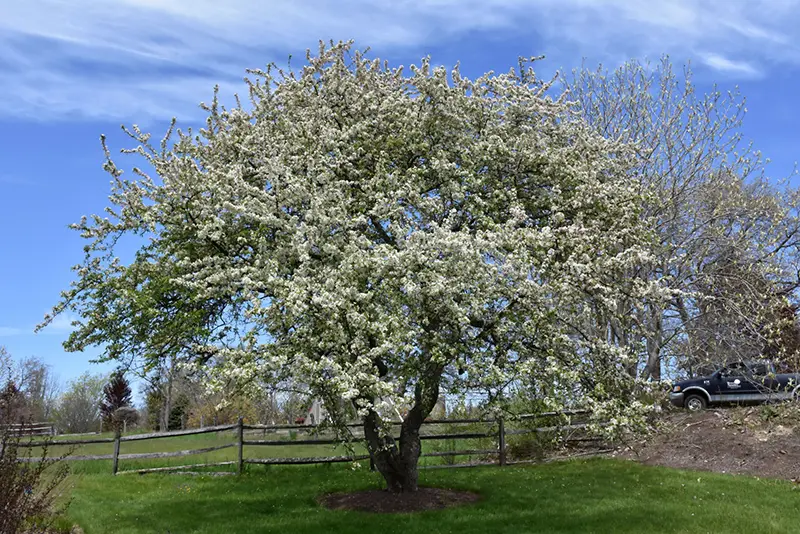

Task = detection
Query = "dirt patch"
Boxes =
[615,408,800,481]
[319,487,481,513]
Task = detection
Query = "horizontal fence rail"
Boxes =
[117,461,237,476]
[19,443,238,463]
[120,424,238,442]
[504,423,595,436]
[1,422,56,436]
[243,438,342,447]
[241,409,591,431]
[245,454,372,466]
[12,409,602,474]
[25,437,116,447]
[422,449,498,458]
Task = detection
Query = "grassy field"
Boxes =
[59,458,800,534]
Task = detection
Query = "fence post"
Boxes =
[112,428,121,475]
[237,416,244,475]
[498,417,506,467]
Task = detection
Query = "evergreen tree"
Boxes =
[99,372,133,432]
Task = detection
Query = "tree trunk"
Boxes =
[675,295,695,373]
[362,375,441,493]
[645,342,662,381]
[160,375,173,432]
[644,304,664,381]
[363,411,422,493]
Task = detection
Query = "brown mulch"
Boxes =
[614,408,800,481]
[319,487,481,513]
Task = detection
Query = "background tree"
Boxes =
[0,382,28,424]
[140,361,178,432]
[42,42,662,493]
[142,382,163,431]
[0,352,52,423]
[763,300,800,371]
[0,346,12,386]
[167,392,190,431]
[15,356,60,421]
[140,359,202,431]
[565,57,800,380]
[99,372,134,432]
[0,353,61,422]
[53,372,106,434]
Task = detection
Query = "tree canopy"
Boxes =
[41,41,661,492]
[54,372,106,434]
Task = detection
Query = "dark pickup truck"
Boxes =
[669,360,800,411]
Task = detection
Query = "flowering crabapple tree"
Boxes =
[41,41,659,493]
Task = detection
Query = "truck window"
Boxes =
[720,361,748,377]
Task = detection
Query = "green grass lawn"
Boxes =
[61,458,800,534]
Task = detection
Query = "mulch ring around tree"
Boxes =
[319,487,481,513]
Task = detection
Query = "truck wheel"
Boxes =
[684,394,707,411]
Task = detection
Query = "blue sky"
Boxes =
[2,0,800,387]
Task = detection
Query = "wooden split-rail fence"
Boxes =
[16,410,605,475]
[2,422,57,437]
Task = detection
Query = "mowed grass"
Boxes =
[62,458,800,534]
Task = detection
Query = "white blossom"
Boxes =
[41,41,664,456]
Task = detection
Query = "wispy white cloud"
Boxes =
[2,0,799,122]
[700,53,760,77]
[45,313,79,334]
[0,313,79,337]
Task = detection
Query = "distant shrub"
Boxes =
[505,428,556,461]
